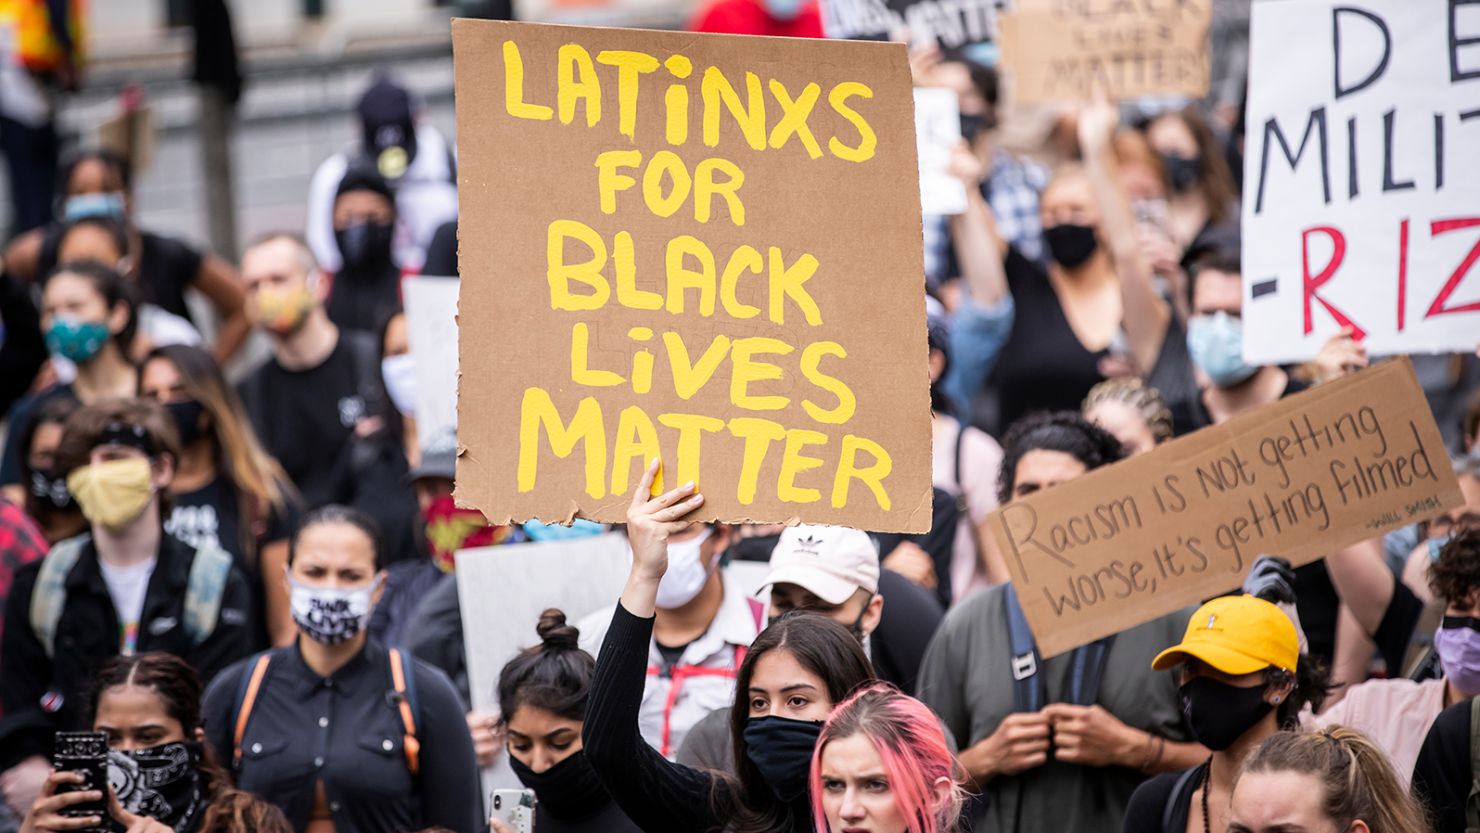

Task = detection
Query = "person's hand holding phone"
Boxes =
[109,787,172,833]
[17,771,103,833]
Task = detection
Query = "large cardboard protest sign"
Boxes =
[453,20,932,531]
[1242,0,1480,364]
[821,0,1002,52]
[986,359,1462,658]
[998,0,1211,104]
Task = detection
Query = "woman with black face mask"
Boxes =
[139,345,303,650]
[18,396,86,544]
[583,459,875,833]
[952,99,1174,434]
[491,609,640,833]
[200,506,482,833]
[325,166,403,335]
[18,652,291,833]
[1121,595,1330,833]
[1142,109,1238,253]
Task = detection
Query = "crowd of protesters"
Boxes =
[1,4,1479,833]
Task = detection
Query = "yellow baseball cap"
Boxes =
[1151,595,1299,675]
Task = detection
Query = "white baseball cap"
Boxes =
[758,525,880,604]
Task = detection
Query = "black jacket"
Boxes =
[0,533,252,769]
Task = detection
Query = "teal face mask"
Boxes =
[45,318,110,363]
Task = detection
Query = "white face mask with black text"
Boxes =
[651,527,715,609]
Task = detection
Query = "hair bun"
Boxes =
[535,608,580,650]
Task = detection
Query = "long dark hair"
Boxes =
[89,653,292,833]
[496,609,595,724]
[720,612,874,833]
[142,345,297,561]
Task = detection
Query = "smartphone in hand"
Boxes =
[489,788,536,833]
[53,731,109,832]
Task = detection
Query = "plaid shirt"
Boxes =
[0,499,47,713]
[923,148,1049,286]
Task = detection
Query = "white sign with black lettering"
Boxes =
[1241,0,1480,364]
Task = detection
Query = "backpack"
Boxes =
[229,647,421,776]
[28,533,234,658]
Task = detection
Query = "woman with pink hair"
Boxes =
[810,684,966,833]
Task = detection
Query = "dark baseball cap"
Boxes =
[358,75,417,179]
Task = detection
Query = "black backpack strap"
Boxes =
[1003,584,1043,713]
[1161,764,1205,833]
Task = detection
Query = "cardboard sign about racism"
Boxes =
[452,20,932,531]
[914,88,968,216]
[1241,0,1480,364]
[987,359,1461,658]
[821,0,1002,52]
[998,0,1211,104]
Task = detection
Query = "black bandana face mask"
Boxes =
[743,715,824,802]
[29,468,75,511]
[108,741,206,833]
[509,749,609,821]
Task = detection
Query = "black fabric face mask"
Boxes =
[959,113,986,143]
[1161,154,1202,193]
[164,400,207,448]
[335,221,395,270]
[509,749,609,821]
[1043,223,1100,269]
[1179,676,1273,751]
[743,715,824,802]
[107,741,206,833]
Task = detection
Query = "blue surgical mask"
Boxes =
[63,192,127,222]
[1187,312,1258,388]
[761,0,804,21]
[1428,535,1451,562]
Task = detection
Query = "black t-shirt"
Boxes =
[1121,762,1207,833]
[421,220,458,278]
[239,336,372,509]
[40,227,203,324]
[1411,698,1473,833]
[873,568,943,693]
[991,247,1109,433]
[166,476,299,650]
[326,263,402,335]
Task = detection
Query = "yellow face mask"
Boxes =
[66,458,156,530]
[252,286,315,335]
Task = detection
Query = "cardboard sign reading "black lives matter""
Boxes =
[987,359,1462,658]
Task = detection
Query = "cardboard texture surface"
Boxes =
[998,0,1210,105]
[1240,0,1480,364]
[986,359,1462,658]
[453,19,932,531]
